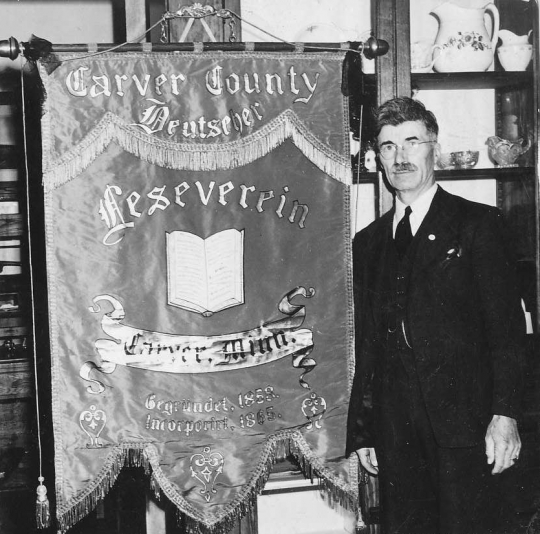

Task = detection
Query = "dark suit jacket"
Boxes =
[346,186,527,455]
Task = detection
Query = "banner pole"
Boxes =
[0,36,389,59]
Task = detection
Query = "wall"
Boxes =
[0,0,114,43]
[0,0,376,232]
[240,0,376,234]
[0,0,114,88]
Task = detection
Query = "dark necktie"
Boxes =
[395,206,413,258]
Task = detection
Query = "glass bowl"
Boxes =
[452,150,479,169]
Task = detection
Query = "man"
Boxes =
[346,97,527,534]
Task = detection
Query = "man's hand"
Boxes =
[356,447,379,475]
[485,414,521,475]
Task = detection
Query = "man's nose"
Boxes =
[394,144,407,163]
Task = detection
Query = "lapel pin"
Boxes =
[428,234,436,241]
[445,245,462,259]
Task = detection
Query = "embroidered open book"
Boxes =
[166,228,244,315]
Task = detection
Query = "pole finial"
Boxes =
[0,37,21,60]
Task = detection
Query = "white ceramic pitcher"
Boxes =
[497,29,533,71]
[499,29,532,46]
[431,2,500,72]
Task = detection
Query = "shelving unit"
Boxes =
[353,2,540,531]
[0,84,33,521]
[359,0,540,332]
[0,90,30,358]
[412,70,533,90]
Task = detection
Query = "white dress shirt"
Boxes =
[393,184,439,238]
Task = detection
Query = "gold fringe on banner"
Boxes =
[56,431,360,534]
[42,109,352,193]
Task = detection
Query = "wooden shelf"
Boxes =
[0,93,18,106]
[0,358,32,401]
[0,146,20,170]
[412,71,533,91]
[436,166,535,181]
[354,166,535,184]
[0,186,19,202]
[352,170,378,184]
[0,214,23,238]
[0,358,33,492]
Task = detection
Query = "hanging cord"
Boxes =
[46,9,369,64]
[227,9,370,54]
[57,17,165,63]
[163,8,369,54]
[19,56,51,529]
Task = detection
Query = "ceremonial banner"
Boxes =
[39,51,356,532]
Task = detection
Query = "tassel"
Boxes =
[23,35,53,62]
[36,476,51,529]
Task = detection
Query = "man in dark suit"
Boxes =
[346,97,527,534]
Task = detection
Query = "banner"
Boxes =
[39,51,357,533]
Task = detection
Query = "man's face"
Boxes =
[377,120,440,203]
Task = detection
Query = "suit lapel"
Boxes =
[366,211,395,315]
[410,187,463,282]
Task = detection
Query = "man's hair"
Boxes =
[374,97,439,138]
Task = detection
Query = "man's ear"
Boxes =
[433,142,441,164]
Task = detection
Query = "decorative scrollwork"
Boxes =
[79,405,107,448]
[174,3,217,18]
[190,446,224,502]
[163,4,235,21]
[301,392,327,430]
[216,9,234,20]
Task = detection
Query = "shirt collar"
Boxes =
[394,183,438,236]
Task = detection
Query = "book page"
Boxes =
[205,229,244,313]
[166,231,208,313]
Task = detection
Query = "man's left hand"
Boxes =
[485,414,521,475]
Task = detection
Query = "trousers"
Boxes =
[373,345,498,534]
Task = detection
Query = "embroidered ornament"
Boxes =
[301,392,327,429]
[79,405,107,448]
[190,447,225,502]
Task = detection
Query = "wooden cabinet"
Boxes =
[0,90,31,357]
[361,0,539,333]
[0,359,33,484]
[0,85,35,534]
[0,84,33,464]
[414,70,537,331]
[354,2,540,530]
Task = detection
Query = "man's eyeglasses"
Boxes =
[378,140,436,160]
